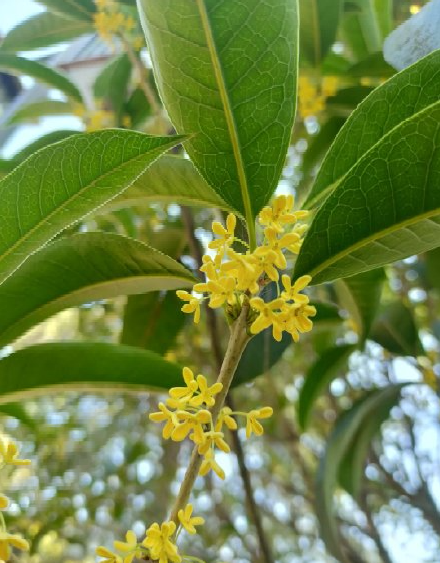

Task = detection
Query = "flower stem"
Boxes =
[169,303,251,525]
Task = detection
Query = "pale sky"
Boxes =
[0,0,42,35]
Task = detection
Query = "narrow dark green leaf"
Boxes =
[0,343,184,404]
[316,384,407,562]
[305,50,440,209]
[299,0,342,66]
[0,130,183,284]
[1,12,93,51]
[370,302,424,356]
[294,99,440,284]
[7,100,73,125]
[297,344,355,429]
[335,268,385,342]
[0,232,195,347]
[106,155,232,213]
[94,54,132,118]
[121,291,186,355]
[138,0,299,240]
[425,247,440,291]
[35,0,96,21]
[124,88,151,128]
[0,403,36,430]
[0,54,83,102]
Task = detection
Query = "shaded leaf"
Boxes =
[0,232,195,348]
[297,344,356,429]
[0,343,184,404]
[299,0,342,66]
[0,403,37,430]
[94,54,132,119]
[425,247,440,291]
[1,12,93,51]
[7,100,74,125]
[0,53,83,102]
[0,130,183,284]
[138,0,299,240]
[35,0,96,22]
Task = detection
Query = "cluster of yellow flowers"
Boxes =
[73,103,131,132]
[0,438,31,561]
[97,503,204,563]
[298,75,339,118]
[149,367,273,480]
[94,0,144,51]
[177,195,316,343]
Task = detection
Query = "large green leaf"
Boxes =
[0,343,183,404]
[294,98,440,284]
[335,268,385,342]
[316,384,407,562]
[0,54,83,102]
[425,247,440,291]
[7,100,74,125]
[0,130,183,284]
[94,54,132,119]
[299,0,342,66]
[121,291,186,355]
[370,301,424,356]
[1,12,92,51]
[106,155,232,213]
[35,0,96,21]
[0,232,195,348]
[305,50,440,209]
[297,344,355,429]
[138,0,299,244]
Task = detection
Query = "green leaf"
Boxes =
[11,130,80,163]
[295,80,440,284]
[335,268,385,342]
[124,88,151,128]
[1,13,93,52]
[7,100,74,125]
[297,344,355,430]
[0,130,183,284]
[94,54,132,119]
[425,247,440,291]
[138,0,299,243]
[305,50,440,209]
[35,0,96,21]
[121,291,186,355]
[0,54,83,102]
[0,232,195,348]
[0,343,184,404]
[346,52,395,78]
[301,116,345,179]
[316,384,407,562]
[106,155,232,213]
[299,0,342,66]
[0,403,37,430]
[370,301,424,356]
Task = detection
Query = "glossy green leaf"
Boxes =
[0,130,183,284]
[106,155,232,213]
[0,54,83,102]
[35,0,96,21]
[335,268,385,342]
[94,54,132,118]
[121,291,186,355]
[7,100,74,125]
[0,232,195,347]
[1,12,93,51]
[316,384,407,562]
[138,0,299,241]
[297,344,355,429]
[0,343,184,404]
[370,302,424,356]
[11,130,80,163]
[305,50,440,209]
[299,0,342,66]
[294,98,440,284]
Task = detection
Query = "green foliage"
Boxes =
[0,343,183,404]
[35,0,96,21]
[0,130,183,283]
[299,0,342,66]
[138,0,299,242]
[94,54,133,119]
[6,100,74,126]
[0,233,195,348]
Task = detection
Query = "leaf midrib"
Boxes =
[195,0,256,248]
[0,140,174,276]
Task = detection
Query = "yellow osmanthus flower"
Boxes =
[0,439,31,466]
[298,75,339,118]
[199,449,225,480]
[0,494,9,510]
[113,530,143,563]
[143,521,181,563]
[177,504,205,535]
[176,290,202,323]
[245,407,274,438]
[96,545,123,563]
[0,532,29,561]
[215,407,237,432]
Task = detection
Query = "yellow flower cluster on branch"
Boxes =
[298,75,339,119]
[0,437,31,561]
[93,0,144,50]
[97,503,204,563]
[177,195,316,343]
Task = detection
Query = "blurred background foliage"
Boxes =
[0,0,439,562]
